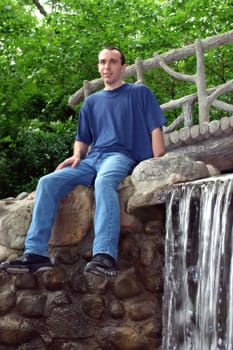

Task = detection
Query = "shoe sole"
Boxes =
[84,263,117,278]
[3,266,54,274]
[4,267,30,274]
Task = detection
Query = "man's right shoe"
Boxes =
[0,253,54,274]
[84,253,117,278]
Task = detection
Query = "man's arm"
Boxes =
[151,127,166,157]
[56,140,89,170]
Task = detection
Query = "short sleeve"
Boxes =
[75,101,92,145]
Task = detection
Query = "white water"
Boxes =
[163,174,233,350]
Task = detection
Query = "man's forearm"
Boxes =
[73,140,88,159]
[151,128,166,157]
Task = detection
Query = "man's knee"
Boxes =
[95,175,120,192]
[37,172,56,189]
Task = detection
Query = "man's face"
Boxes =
[98,49,126,89]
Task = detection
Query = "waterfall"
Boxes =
[163,174,233,350]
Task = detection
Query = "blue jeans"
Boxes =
[25,152,136,260]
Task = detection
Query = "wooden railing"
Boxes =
[69,30,233,134]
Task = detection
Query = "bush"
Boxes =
[0,118,76,198]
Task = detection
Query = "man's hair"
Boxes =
[101,46,126,65]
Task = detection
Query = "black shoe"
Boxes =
[0,253,54,274]
[84,254,117,278]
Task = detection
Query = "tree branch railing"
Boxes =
[68,29,233,131]
[161,84,233,133]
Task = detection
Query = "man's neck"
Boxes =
[104,81,125,91]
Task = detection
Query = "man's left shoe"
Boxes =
[0,253,54,274]
[84,253,117,278]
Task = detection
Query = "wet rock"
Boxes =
[18,336,47,350]
[81,294,105,319]
[108,299,125,319]
[139,239,157,266]
[16,292,47,318]
[46,291,71,310]
[139,264,164,293]
[13,273,37,290]
[0,315,36,345]
[113,268,142,299]
[84,272,109,294]
[46,306,94,339]
[129,300,154,321]
[97,325,149,350]
[0,289,15,315]
[40,268,66,291]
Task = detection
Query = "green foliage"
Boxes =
[0,0,233,198]
[0,118,75,198]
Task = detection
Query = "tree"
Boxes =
[0,0,233,198]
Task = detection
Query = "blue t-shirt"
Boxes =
[76,82,166,162]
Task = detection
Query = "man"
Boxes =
[0,47,166,277]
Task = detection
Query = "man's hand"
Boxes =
[56,156,81,171]
[56,140,89,171]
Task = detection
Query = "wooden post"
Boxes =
[183,102,193,127]
[83,80,91,99]
[195,39,209,123]
[135,58,145,84]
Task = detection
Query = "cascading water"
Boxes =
[163,174,233,350]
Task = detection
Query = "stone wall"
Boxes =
[0,153,220,350]
[0,190,165,350]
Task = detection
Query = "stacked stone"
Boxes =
[0,153,219,349]
[0,207,164,350]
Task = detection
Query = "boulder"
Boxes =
[127,152,220,212]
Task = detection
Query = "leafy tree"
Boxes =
[0,0,233,198]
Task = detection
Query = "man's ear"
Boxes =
[121,64,127,72]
